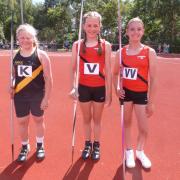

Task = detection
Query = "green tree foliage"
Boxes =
[0,0,35,42]
[45,0,60,8]
[128,0,180,52]
[47,4,71,43]
[31,1,72,46]
[0,0,11,42]
[0,24,5,41]
[69,0,118,43]
[0,0,179,52]
[33,3,47,31]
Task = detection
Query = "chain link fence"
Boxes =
[0,42,179,54]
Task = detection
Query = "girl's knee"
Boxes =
[139,127,148,136]
[83,114,92,123]
[33,116,44,124]
[18,117,29,126]
[124,119,132,128]
[93,120,101,126]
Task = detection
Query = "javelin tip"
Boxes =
[11,144,14,162]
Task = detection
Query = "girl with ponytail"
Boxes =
[70,11,112,161]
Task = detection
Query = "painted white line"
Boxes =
[158,56,180,60]
[158,57,180,64]
[158,60,180,65]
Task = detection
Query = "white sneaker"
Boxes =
[125,149,136,168]
[136,150,152,168]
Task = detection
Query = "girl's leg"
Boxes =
[91,102,104,160]
[33,115,45,142]
[79,101,92,141]
[33,115,45,160]
[79,101,93,159]
[134,104,148,150]
[92,102,104,141]
[123,102,133,149]
[134,104,151,168]
[123,102,136,168]
[17,115,30,162]
[17,115,30,143]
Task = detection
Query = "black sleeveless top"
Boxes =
[13,48,45,100]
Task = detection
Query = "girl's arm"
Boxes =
[113,50,120,94]
[38,49,53,110]
[105,41,112,106]
[112,50,125,99]
[70,41,78,90]
[9,50,18,98]
[69,41,79,99]
[146,48,157,117]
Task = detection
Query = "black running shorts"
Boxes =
[14,92,44,118]
[120,88,148,105]
[78,84,105,102]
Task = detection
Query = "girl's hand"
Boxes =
[40,98,49,110]
[116,88,125,99]
[105,94,112,107]
[146,103,154,118]
[69,87,79,100]
[9,86,15,99]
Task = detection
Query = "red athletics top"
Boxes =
[122,45,149,92]
[79,39,106,87]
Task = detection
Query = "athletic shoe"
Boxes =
[125,149,135,168]
[81,141,92,160]
[91,141,100,161]
[36,143,45,160]
[17,144,30,162]
[136,150,151,169]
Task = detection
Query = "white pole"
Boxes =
[118,0,126,179]
[71,0,84,163]
[20,0,24,24]
[10,0,15,162]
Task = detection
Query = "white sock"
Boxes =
[136,150,144,153]
[21,140,29,146]
[36,136,44,147]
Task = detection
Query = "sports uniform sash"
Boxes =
[15,65,43,93]
[122,62,148,85]
[80,55,105,80]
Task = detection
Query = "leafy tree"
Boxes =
[0,24,5,41]
[46,4,71,43]
[44,0,61,9]
[0,0,179,52]
[128,0,180,52]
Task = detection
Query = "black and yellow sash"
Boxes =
[15,65,43,93]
